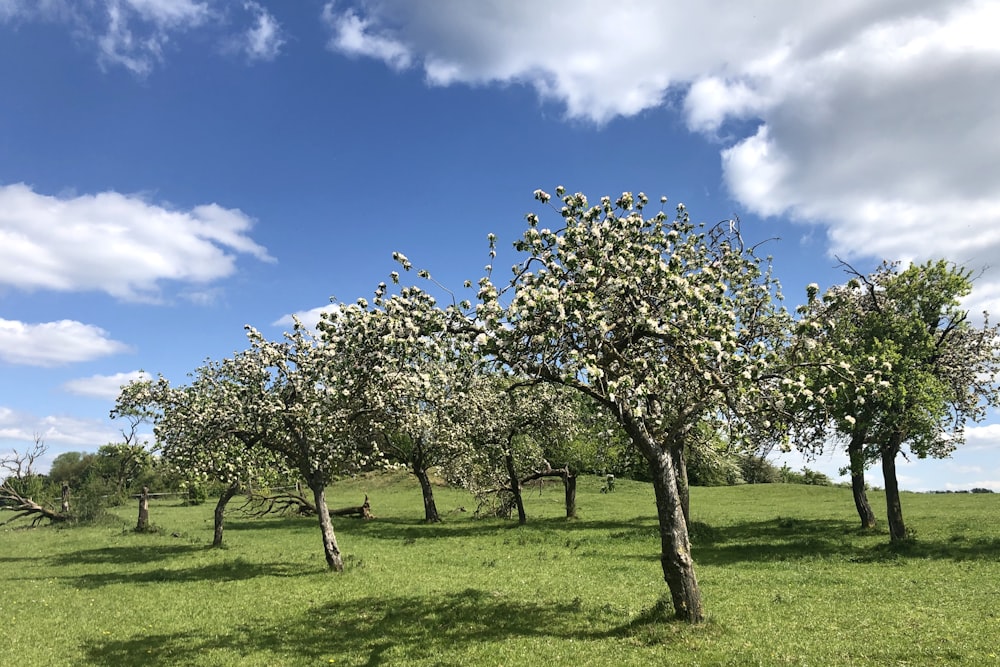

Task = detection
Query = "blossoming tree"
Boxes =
[328,284,481,523]
[243,311,389,571]
[792,260,1000,541]
[114,360,291,548]
[471,187,789,622]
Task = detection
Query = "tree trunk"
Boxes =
[624,419,703,623]
[504,451,527,525]
[563,469,577,519]
[212,483,240,548]
[671,444,690,526]
[136,486,150,532]
[60,483,70,513]
[847,432,877,529]
[310,482,344,571]
[881,434,907,543]
[414,467,442,523]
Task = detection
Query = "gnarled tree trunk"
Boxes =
[414,467,441,523]
[310,481,344,571]
[504,450,527,525]
[212,483,240,548]
[881,433,907,543]
[624,419,703,623]
[671,445,690,526]
[411,443,441,523]
[563,469,577,519]
[847,432,877,529]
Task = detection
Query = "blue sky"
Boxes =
[1,0,998,492]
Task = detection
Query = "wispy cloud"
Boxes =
[240,1,283,61]
[1,0,285,74]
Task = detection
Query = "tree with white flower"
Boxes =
[114,360,292,548]
[457,378,583,524]
[333,284,480,523]
[244,310,392,571]
[470,186,790,623]
[792,260,1000,541]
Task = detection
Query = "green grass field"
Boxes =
[2,474,998,666]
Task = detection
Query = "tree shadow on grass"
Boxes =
[690,517,1000,565]
[49,543,202,566]
[345,514,660,543]
[82,588,659,666]
[849,534,1000,563]
[62,558,307,589]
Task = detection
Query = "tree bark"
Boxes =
[847,432,877,529]
[624,419,703,623]
[310,482,344,571]
[563,469,577,519]
[136,486,150,532]
[212,483,240,548]
[504,450,527,525]
[414,467,441,523]
[881,433,907,543]
[671,444,690,526]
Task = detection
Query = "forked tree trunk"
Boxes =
[212,483,240,548]
[504,451,527,525]
[136,486,150,532]
[625,421,703,623]
[310,482,344,571]
[414,467,441,524]
[881,434,907,543]
[847,432,877,529]
[563,470,577,519]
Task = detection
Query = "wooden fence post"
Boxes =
[136,486,150,532]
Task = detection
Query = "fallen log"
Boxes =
[329,495,374,519]
[0,487,70,527]
[237,491,373,519]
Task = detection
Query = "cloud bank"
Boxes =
[321,0,1000,312]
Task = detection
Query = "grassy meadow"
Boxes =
[2,473,999,666]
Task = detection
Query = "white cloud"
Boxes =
[62,370,151,400]
[0,318,130,367]
[0,408,118,448]
[240,1,283,61]
[321,0,1000,313]
[322,3,411,70]
[0,183,273,301]
[274,304,341,331]
[945,480,1000,492]
[964,422,1000,451]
